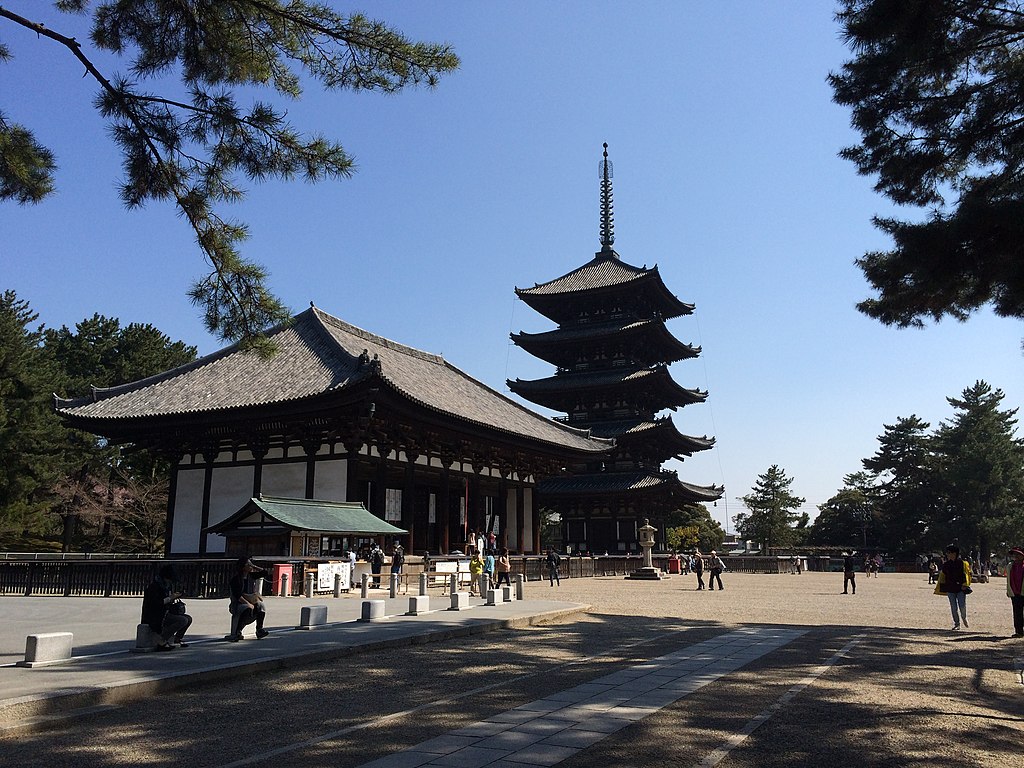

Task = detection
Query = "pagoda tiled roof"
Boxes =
[588,418,716,456]
[538,470,722,502]
[55,306,612,454]
[515,252,694,319]
[508,366,707,409]
[511,319,699,363]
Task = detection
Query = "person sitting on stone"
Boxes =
[141,564,192,651]
[229,557,269,641]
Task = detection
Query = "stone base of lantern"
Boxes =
[626,567,668,580]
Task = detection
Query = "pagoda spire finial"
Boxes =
[598,143,616,257]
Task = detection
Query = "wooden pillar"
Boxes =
[403,454,416,551]
[515,482,525,555]
[440,464,451,554]
[199,447,217,555]
[164,462,179,557]
[374,448,388,520]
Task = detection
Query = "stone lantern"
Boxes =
[626,518,664,580]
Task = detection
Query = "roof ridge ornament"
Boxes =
[598,143,617,259]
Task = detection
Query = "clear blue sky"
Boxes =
[2,2,1021,533]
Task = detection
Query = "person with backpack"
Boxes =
[390,541,405,575]
[369,542,385,588]
[495,547,512,587]
[545,549,561,586]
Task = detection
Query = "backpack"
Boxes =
[371,548,384,567]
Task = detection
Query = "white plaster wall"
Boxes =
[170,468,205,555]
[314,457,348,502]
[261,461,307,498]
[205,465,254,553]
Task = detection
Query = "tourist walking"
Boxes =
[369,542,385,588]
[483,548,496,590]
[693,549,705,590]
[468,549,484,595]
[495,547,512,587]
[1006,547,1024,638]
[843,552,857,595]
[928,560,939,584]
[141,564,192,651]
[545,549,561,586]
[708,550,725,591]
[390,541,405,575]
[935,544,972,630]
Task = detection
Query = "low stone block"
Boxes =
[132,623,162,653]
[19,632,73,667]
[485,588,499,606]
[406,595,430,615]
[501,586,513,602]
[360,599,386,622]
[298,604,328,630]
[449,591,470,611]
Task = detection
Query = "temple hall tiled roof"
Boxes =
[55,306,612,455]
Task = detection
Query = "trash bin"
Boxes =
[272,563,292,595]
[668,555,681,574]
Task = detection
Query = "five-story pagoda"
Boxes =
[508,145,723,554]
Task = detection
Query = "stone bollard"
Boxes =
[479,573,490,597]
[304,571,315,598]
[486,588,499,606]
[280,572,289,597]
[515,573,525,600]
[334,572,342,598]
[132,623,162,653]
[449,573,458,595]
[406,595,430,615]
[449,591,470,611]
[19,632,73,667]
[298,605,328,630]
[501,585,513,602]
[254,576,265,596]
[361,572,370,598]
[360,599,386,622]
[389,572,398,599]
[419,572,428,596]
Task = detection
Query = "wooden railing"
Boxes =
[0,552,923,597]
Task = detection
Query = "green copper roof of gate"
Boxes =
[206,496,408,535]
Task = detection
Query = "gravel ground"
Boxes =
[3,571,1022,768]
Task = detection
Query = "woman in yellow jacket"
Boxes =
[935,544,972,630]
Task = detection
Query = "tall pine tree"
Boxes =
[0,291,65,533]
[932,381,1024,559]
[736,465,805,553]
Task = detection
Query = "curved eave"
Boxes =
[507,367,707,411]
[616,420,716,456]
[511,320,700,366]
[516,263,693,323]
[538,471,723,502]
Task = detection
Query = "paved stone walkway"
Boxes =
[355,626,805,768]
